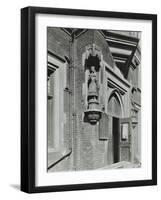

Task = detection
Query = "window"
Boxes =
[47,67,55,150]
[121,123,129,142]
[47,52,68,169]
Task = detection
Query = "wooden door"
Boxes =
[119,118,132,162]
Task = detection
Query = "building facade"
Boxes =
[47,28,141,172]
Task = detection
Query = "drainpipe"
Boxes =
[70,31,77,171]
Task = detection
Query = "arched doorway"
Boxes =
[107,91,124,163]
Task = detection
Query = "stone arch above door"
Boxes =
[107,90,124,118]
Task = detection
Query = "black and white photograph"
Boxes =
[47,28,141,172]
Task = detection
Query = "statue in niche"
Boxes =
[88,66,99,110]
[88,66,99,95]
[83,45,103,124]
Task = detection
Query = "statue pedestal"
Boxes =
[84,109,102,125]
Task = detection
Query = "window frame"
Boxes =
[47,52,70,170]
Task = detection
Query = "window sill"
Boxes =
[48,148,72,170]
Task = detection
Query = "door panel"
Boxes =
[106,116,113,164]
[119,118,132,162]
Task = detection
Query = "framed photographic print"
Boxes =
[21,6,157,193]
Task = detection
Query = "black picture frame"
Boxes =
[21,6,157,193]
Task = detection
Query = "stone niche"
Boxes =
[83,44,103,125]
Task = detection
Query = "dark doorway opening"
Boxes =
[113,117,120,163]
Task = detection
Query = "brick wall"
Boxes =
[74,30,114,170]
[48,27,71,58]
